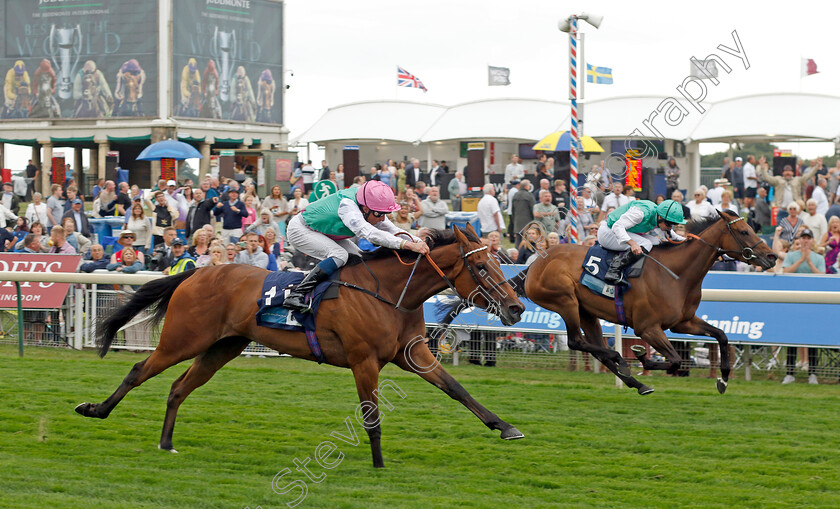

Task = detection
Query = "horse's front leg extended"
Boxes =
[392,337,524,440]
[349,358,385,468]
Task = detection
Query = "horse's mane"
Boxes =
[345,227,479,266]
[686,210,735,235]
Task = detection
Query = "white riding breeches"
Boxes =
[597,222,658,252]
[286,214,361,266]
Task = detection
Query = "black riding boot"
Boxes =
[604,250,642,285]
[284,266,331,313]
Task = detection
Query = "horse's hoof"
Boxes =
[500,427,525,440]
[74,402,100,418]
[716,378,728,394]
[158,444,178,454]
[637,385,655,395]
[617,362,631,377]
[630,345,647,360]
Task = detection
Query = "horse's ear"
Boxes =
[465,222,478,238]
[452,225,468,244]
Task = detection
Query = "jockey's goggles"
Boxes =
[369,210,388,218]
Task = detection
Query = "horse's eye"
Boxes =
[476,263,486,271]
[740,230,749,236]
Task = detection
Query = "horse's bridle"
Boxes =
[336,236,509,313]
[398,241,498,309]
[689,216,762,261]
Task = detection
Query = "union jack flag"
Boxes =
[397,66,427,92]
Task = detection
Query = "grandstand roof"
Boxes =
[294,93,840,145]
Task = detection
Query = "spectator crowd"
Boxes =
[7,152,840,277]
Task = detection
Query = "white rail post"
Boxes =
[74,287,83,350]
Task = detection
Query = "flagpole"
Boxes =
[568,16,579,244]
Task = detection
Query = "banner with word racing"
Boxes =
[0,253,82,308]
[423,267,840,347]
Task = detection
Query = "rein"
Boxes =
[687,216,762,260]
[333,235,493,313]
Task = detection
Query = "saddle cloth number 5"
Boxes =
[585,255,601,275]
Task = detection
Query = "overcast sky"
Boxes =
[283,0,840,158]
[6,0,839,171]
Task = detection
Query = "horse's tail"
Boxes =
[504,267,530,298]
[97,270,197,358]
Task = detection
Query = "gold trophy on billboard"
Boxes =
[211,26,236,103]
[48,24,83,101]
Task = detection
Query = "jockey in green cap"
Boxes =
[597,199,687,284]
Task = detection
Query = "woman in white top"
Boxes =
[25,192,50,226]
[686,188,717,221]
[288,187,309,218]
[716,190,739,215]
[262,185,289,236]
[126,201,152,252]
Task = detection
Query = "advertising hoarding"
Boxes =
[0,254,82,309]
[423,267,840,347]
[172,0,283,125]
[0,0,158,120]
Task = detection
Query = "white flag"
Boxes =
[488,66,510,86]
[690,58,719,80]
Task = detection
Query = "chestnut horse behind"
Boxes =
[75,226,525,467]
[520,211,776,394]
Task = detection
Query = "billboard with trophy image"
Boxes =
[172,0,283,125]
[0,0,158,120]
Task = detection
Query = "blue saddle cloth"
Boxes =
[579,243,645,300]
[255,271,338,332]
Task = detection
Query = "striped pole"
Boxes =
[568,16,579,244]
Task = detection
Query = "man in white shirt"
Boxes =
[505,180,521,214]
[504,155,524,186]
[802,198,828,250]
[428,160,443,186]
[301,160,316,194]
[580,187,596,210]
[476,183,504,236]
[743,155,758,211]
[706,178,729,206]
[812,177,829,216]
[418,187,450,230]
[601,183,629,212]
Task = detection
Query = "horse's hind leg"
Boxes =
[634,328,683,375]
[76,327,213,419]
[392,338,523,441]
[579,310,653,396]
[671,317,731,394]
[159,337,251,452]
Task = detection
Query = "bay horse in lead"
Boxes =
[75,226,525,468]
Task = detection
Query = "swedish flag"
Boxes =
[586,64,613,84]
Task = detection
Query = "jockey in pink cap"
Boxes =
[284,180,430,312]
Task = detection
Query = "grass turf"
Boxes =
[1,345,838,509]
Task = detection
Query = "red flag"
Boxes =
[801,58,818,77]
